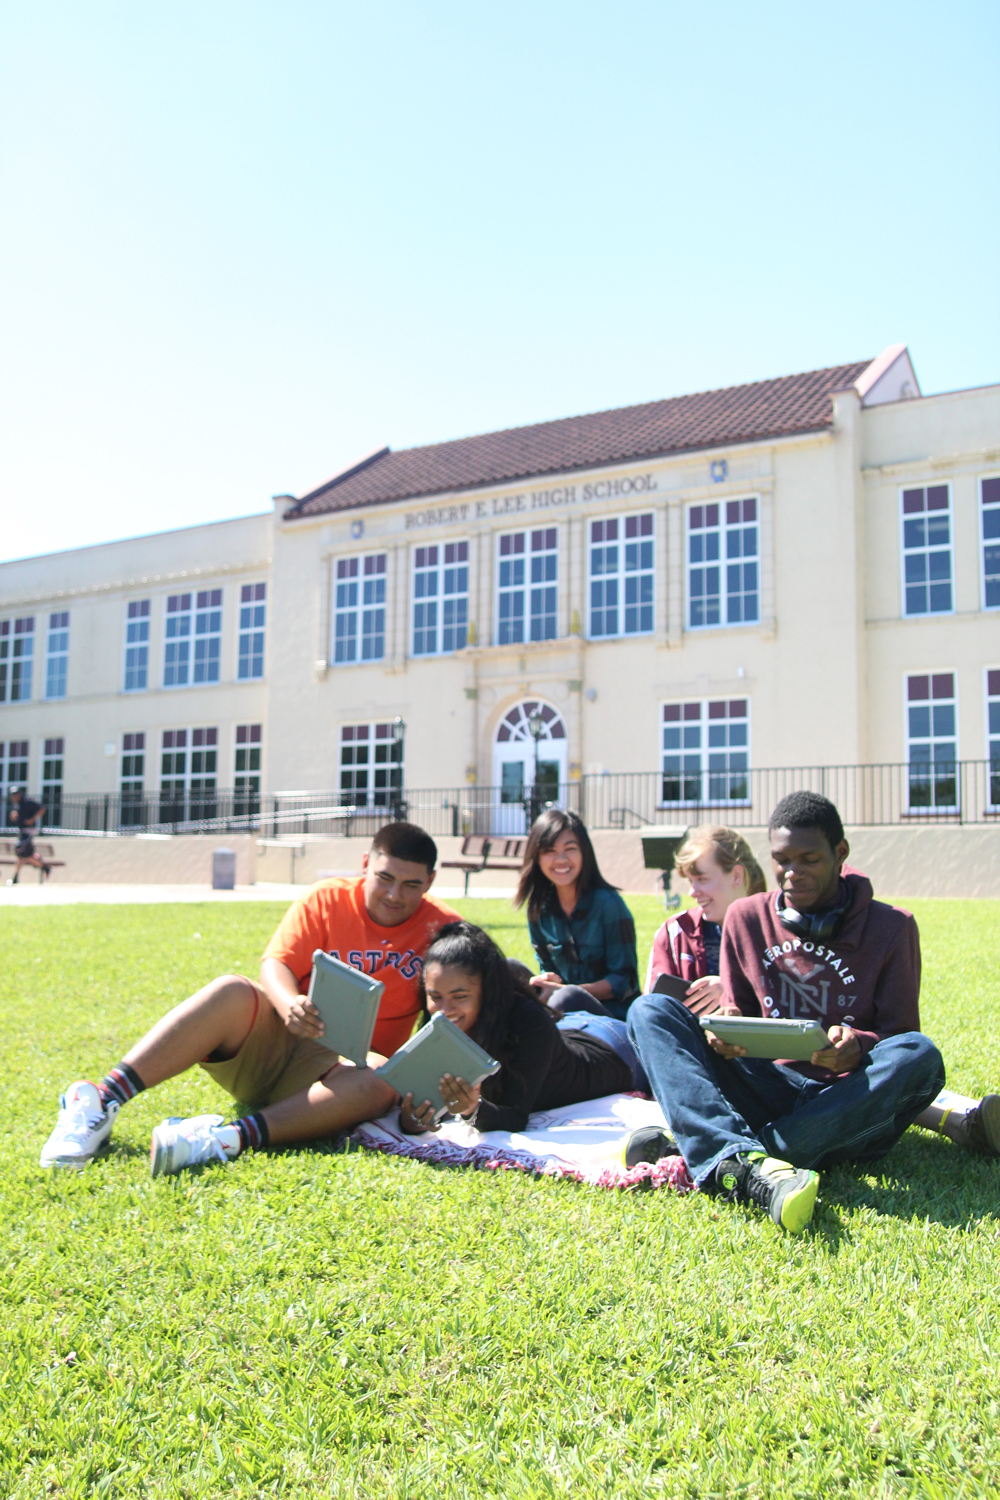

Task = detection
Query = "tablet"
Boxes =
[653,972,694,1003]
[375,1011,501,1121]
[698,1014,830,1060]
[306,949,384,1066]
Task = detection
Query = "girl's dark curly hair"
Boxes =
[418,921,555,1103]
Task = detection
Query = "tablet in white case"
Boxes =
[307,949,384,1065]
[375,1011,501,1121]
[698,1014,830,1060]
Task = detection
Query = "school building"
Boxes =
[1,342,998,859]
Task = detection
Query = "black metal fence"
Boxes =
[6,761,998,840]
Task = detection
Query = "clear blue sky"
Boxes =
[1,1,998,563]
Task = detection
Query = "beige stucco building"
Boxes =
[2,344,998,836]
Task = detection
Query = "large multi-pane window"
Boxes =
[238,583,267,679]
[0,617,35,702]
[985,670,1000,809]
[981,477,1000,610]
[164,594,192,686]
[121,733,146,826]
[661,698,750,805]
[235,724,262,816]
[339,722,403,807]
[1,741,29,816]
[688,500,759,629]
[906,673,957,811]
[159,727,217,822]
[41,738,64,824]
[497,528,557,645]
[333,553,386,664]
[124,600,150,691]
[193,589,222,684]
[589,513,654,638]
[901,485,952,616]
[45,612,69,700]
[413,543,469,655]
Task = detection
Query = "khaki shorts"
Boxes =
[199,978,339,1108]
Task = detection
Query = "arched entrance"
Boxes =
[492,699,568,834]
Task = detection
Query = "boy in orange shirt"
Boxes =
[41,823,461,1175]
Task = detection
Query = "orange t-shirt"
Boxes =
[262,876,462,1057]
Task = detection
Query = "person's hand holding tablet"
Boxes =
[399,1072,482,1132]
[810,1024,862,1072]
[702,1006,749,1058]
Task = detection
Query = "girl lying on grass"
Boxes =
[399,921,647,1135]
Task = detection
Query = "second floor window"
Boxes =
[238,583,267,678]
[982,476,1000,610]
[164,594,192,686]
[688,500,759,629]
[193,589,222,684]
[589,514,654,638]
[902,485,952,616]
[334,553,386,664]
[498,528,557,645]
[124,600,150,691]
[661,698,750,805]
[906,672,957,810]
[45,612,69,699]
[0,617,34,703]
[413,543,469,655]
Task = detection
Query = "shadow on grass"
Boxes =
[817,1130,999,1235]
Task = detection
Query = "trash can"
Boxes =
[212,847,237,890]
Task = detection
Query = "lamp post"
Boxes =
[527,707,545,828]
[391,717,406,822]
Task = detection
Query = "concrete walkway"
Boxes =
[0,881,511,906]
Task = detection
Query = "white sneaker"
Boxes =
[149,1114,242,1177]
[40,1081,119,1169]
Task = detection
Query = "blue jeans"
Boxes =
[627,992,945,1185]
[557,1012,650,1093]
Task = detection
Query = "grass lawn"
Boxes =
[1,895,998,1499]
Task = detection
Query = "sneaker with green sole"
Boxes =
[714,1151,819,1233]
[621,1125,678,1170]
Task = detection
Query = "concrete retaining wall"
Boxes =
[21,824,1000,900]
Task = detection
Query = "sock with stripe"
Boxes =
[97,1062,146,1112]
[232,1111,270,1155]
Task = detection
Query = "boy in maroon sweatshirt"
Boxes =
[626,792,945,1234]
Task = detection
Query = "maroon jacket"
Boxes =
[645,907,706,988]
[720,867,922,1082]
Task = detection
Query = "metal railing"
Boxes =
[4,761,998,839]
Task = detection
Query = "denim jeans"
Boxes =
[627,992,945,1185]
[556,1012,650,1093]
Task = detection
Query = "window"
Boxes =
[497,528,557,645]
[986,670,1000,809]
[333,553,386,664]
[45,612,69,700]
[901,485,952,616]
[164,594,192,686]
[688,500,758,629]
[589,514,654,638]
[661,699,750,805]
[124,600,150,692]
[121,733,146,827]
[339,722,402,807]
[413,543,468,655]
[982,477,1000,610]
[906,673,957,811]
[41,738,63,824]
[193,589,222,684]
[0,617,34,702]
[238,583,266,679]
[1,741,29,816]
[159,727,217,822]
[235,723,262,816]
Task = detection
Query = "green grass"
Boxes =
[1,896,998,1499]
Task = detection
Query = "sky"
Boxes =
[1,1,998,564]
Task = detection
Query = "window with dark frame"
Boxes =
[906,673,957,811]
[45,612,69,700]
[164,594,192,686]
[339,722,402,807]
[238,584,266,679]
[193,589,222,685]
[0,617,35,703]
[986,670,1000,808]
[982,477,1000,609]
[41,738,64,824]
[902,485,952,616]
[124,600,150,692]
[235,723,262,816]
[0,741,29,817]
[121,732,146,827]
[661,699,750,805]
[159,727,217,821]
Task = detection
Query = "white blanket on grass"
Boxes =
[353,1093,694,1192]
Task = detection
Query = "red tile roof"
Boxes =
[284,358,873,519]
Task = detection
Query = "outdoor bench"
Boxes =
[0,840,65,883]
[441,835,527,896]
